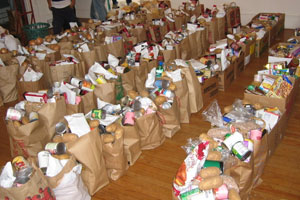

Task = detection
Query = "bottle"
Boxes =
[156,61,164,78]
[154,79,170,89]
[45,142,66,155]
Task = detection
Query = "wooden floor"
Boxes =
[0,29,299,200]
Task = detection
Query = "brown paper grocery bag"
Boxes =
[205,18,218,44]
[146,59,158,73]
[94,43,108,62]
[149,25,162,43]
[81,92,96,114]
[188,32,198,59]
[157,97,181,138]
[136,112,165,150]
[161,49,176,64]
[0,167,55,199]
[201,27,209,52]
[66,102,84,115]
[195,30,204,58]
[123,125,142,166]
[159,24,168,38]
[101,134,128,181]
[45,51,61,62]
[174,75,191,123]
[6,119,48,158]
[0,64,18,103]
[174,15,184,30]
[181,66,203,113]
[130,28,148,43]
[49,63,75,84]
[46,156,90,200]
[0,52,12,62]
[17,75,47,100]
[106,39,125,58]
[228,157,254,200]
[67,128,109,195]
[132,62,148,94]
[94,82,116,104]
[58,41,73,50]
[80,49,98,72]
[30,58,52,88]
[37,98,67,140]
[252,135,268,189]
[175,37,191,60]
[121,70,136,95]
[217,16,226,40]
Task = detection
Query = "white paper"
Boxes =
[175,59,189,68]
[69,22,78,28]
[187,23,198,32]
[52,164,91,200]
[16,56,26,66]
[36,53,47,60]
[0,162,16,188]
[46,154,67,177]
[145,68,156,89]
[221,49,229,71]
[15,101,26,110]
[99,114,120,126]
[65,113,91,137]
[89,62,118,80]
[79,43,90,52]
[62,54,79,63]
[166,69,182,82]
[108,54,119,67]
[36,44,55,54]
[60,83,76,105]
[189,59,207,71]
[22,67,43,82]
[140,97,154,111]
[97,98,121,112]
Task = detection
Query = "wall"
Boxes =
[171,0,300,29]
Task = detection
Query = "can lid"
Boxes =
[55,122,67,135]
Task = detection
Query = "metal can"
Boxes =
[12,156,30,171]
[38,151,50,174]
[45,142,66,155]
[6,108,24,121]
[232,141,251,161]
[70,77,82,88]
[55,122,67,135]
[29,112,39,122]
[91,109,106,119]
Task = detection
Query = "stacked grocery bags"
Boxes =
[0,0,296,199]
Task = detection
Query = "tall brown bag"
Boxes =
[157,97,181,138]
[180,66,203,113]
[101,134,128,181]
[174,75,191,123]
[6,120,48,158]
[66,128,110,195]
[93,82,116,104]
[0,64,18,103]
[136,112,165,150]
[0,167,56,200]
[121,70,137,95]
[122,125,142,166]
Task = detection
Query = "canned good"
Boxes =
[70,77,82,88]
[6,108,24,121]
[161,102,172,109]
[232,141,251,161]
[45,142,66,155]
[38,151,50,174]
[91,109,106,119]
[29,112,39,122]
[55,122,67,135]
[12,156,30,170]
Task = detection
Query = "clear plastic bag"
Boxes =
[224,99,254,123]
[202,100,224,127]
[181,138,201,155]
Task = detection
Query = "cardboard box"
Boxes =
[275,13,285,36]
[243,75,297,113]
[200,75,219,105]
[268,42,300,63]
[234,52,245,79]
[255,29,269,58]
[217,63,234,91]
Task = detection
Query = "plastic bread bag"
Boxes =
[202,100,224,127]
[181,138,201,155]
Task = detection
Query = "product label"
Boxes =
[45,143,58,154]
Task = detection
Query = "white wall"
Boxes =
[171,0,300,29]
